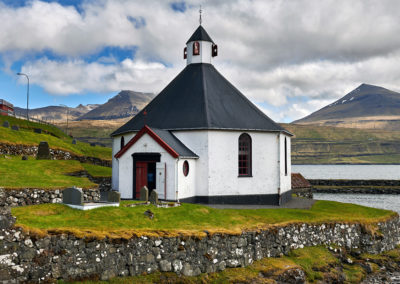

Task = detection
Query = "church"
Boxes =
[111,24,293,205]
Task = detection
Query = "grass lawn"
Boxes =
[82,163,112,178]
[0,115,68,139]
[0,156,98,189]
[12,200,395,239]
[0,126,111,160]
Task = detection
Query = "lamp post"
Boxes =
[59,104,69,136]
[16,72,30,121]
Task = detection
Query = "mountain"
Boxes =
[14,104,99,122]
[77,90,155,120]
[293,84,400,130]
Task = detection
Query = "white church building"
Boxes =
[111,25,293,205]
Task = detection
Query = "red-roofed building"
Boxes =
[0,99,14,116]
[291,173,313,198]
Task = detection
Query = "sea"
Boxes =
[292,165,400,213]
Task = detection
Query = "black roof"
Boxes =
[186,25,214,44]
[152,128,198,158]
[112,63,291,136]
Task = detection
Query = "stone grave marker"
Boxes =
[90,143,96,147]
[140,186,149,201]
[62,187,83,205]
[36,141,51,160]
[11,125,19,131]
[34,128,42,134]
[21,155,28,161]
[72,139,77,145]
[107,191,121,203]
[149,190,158,205]
[2,121,9,128]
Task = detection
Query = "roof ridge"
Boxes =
[201,64,211,128]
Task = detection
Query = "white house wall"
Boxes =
[176,158,196,200]
[173,131,209,196]
[111,132,136,190]
[207,131,280,196]
[116,133,176,200]
[279,133,292,194]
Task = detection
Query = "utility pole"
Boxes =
[16,72,30,121]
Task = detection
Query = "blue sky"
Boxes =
[1,0,400,122]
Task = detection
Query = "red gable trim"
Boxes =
[114,125,179,159]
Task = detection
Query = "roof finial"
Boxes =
[199,5,202,25]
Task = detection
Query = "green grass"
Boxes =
[0,156,97,189]
[288,246,338,282]
[82,163,112,177]
[0,123,111,160]
[0,115,68,139]
[11,200,395,239]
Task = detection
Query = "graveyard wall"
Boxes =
[0,142,111,167]
[1,206,399,282]
[0,188,100,208]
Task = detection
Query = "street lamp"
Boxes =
[16,72,30,121]
[59,104,69,136]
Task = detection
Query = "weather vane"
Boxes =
[199,5,202,25]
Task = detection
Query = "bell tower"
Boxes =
[184,9,217,65]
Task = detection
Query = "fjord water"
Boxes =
[313,193,400,214]
[292,164,400,180]
[293,165,400,213]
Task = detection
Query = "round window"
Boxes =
[183,160,189,177]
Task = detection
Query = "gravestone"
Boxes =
[34,128,42,134]
[36,141,51,160]
[149,190,158,205]
[140,186,149,201]
[2,121,9,128]
[21,155,28,161]
[90,143,96,147]
[11,125,19,131]
[107,191,121,203]
[72,139,77,145]
[62,187,83,205]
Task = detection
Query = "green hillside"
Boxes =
[283,123,400,164]
[0,116,111,160]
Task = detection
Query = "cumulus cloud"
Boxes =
[21,58,180,95]
[3,0,400,121]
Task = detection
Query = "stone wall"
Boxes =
[1,207,399,282]
[0,188,100,208]
[310,179,400,194]
[0,142,111,167]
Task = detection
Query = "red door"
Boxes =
[135,162,148,198]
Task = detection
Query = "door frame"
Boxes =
[132,153,161,199]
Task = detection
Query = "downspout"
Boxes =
[175,157,180,202]
[277,134,281,205]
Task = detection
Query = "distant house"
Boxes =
[111,25,293,205]
[0,99,14,116]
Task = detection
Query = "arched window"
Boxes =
[238,133,252,177]
[284,137,288,176]
[193,41,200,55]
[120,136,125,150]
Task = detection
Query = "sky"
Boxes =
[1,0,400,122]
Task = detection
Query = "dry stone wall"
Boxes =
[0,206,399,282]
[0,188,100,208]
[0,142,111,167]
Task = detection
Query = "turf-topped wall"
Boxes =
[0,142,111,167]
[0,188,100,207]
[0,208,399,282]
